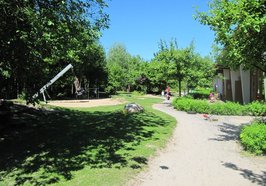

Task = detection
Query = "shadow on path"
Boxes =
[209,122,246,142]
[222,162,266,185]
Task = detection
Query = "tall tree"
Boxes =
[150,39,215,96]
[0,0,109,100]
[127,55,145,92]
[106,43,131,93]
[152,39,191,96]
[148,41,175,92]
[195,0,266,72]
[185,55,215,92]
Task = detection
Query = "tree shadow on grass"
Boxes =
[222,162,266,185]
[0,104,171,185]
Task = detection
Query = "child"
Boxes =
[165,86,170,100]
[209,91,215,102]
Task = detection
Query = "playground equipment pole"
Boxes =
[32,64,73,102]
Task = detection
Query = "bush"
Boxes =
[172,98,266,116]
[190,100,209,113]
[245,101,266,116]
[210,101,245,115]
[173,98,210,113]
[132,91,145,96]
[189,92,209,99]
[172,98,192,111]
[188,89,210,99]
[240,122,266,155]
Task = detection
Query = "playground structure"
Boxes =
[32,64,73,102]
[32,64,108,102]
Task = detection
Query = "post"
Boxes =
[42,92,46,103]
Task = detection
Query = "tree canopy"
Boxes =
[196,0,266,72]
[148,39,215,96]
[0,0,109,100]
[106,43,146,93]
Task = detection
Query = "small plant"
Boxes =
[240,122,266,155]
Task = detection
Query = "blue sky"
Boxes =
[100,0,215,60]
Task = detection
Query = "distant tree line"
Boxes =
[106,41,215,95]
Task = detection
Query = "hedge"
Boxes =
[172,98,266,116]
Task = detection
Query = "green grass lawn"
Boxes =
[0,95,176,186]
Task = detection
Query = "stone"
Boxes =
[124,103,144,113]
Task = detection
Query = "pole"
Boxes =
[32,64,73,100]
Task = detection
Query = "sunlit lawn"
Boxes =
[0,95,176,186]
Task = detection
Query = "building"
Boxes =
[213,65,265,104]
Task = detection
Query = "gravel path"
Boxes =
[129,103,266,186]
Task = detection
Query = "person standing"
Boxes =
[165,86,170,100]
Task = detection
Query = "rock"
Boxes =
[124,103,144,113]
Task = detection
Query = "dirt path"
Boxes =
[128,103,266,186]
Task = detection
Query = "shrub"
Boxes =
[208,102,225,115]
[189,92,209,99]
[172,98,266,116]
[191,100,209,113]
[189,88,213,99]
[209,101,245,115]
[240,122,266,155]
[173,98,210,113]
[132,91,145,96]
[245,101,266,116]
[172,98,193,112]
[183,94,193,99]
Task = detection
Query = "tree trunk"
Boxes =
[178,79,181,97]
[262,72,266,101]
[87,82,90,99]
[186,82,189,94]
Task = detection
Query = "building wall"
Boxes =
[213,73,223,95]
[223,69,231,99]
[240,66,250,104]
[219,67,264,104]
[216,73,223,94]
[230,69,241,102]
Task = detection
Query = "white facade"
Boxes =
[240,66,251,104]
[219,66,264,104]
[223,69,230,99]
[213,73,223,95]
[230,69,241,102]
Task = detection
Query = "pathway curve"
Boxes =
[128,103,266,186]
